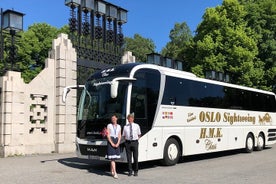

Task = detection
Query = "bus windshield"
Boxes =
[77,78,128,139]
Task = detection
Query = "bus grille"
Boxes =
[268,129,276,141]
[79,144,107,156]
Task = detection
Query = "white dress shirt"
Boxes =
[107,123,121,138]
[123,123,141,141]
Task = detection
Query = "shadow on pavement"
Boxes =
[56,146,272,176]
[179,146,272,164]
[57,157,112,176]
[57,156,161,177]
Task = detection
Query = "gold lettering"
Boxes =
[199,128,223,139]
[215,113,221,122]
[187,112,196,122]
[205,112,211,122]
[200,128,207,139]
[205,139,217,150]
[223,112,256,125]
[199,111,205,122]
[208,128,215,138]
[200,128,223,139]
[187,116,196,123]
[216,128,223,137]
[199,111,221,123]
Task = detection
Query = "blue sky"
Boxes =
[0,0,222,52]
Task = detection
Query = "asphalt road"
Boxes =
[1,145,276,184]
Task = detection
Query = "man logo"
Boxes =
[87,147,97,152]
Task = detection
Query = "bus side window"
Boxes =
[131,69,161,134]
[131,93,146,118]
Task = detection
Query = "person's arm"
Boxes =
[122,126,126,140]
[116,126,121,148]
[107,125,115,147]
[137,125,141,139]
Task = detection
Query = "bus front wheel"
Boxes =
[255,133,265,151]
[162,138,180,166]
[245,133,254,153]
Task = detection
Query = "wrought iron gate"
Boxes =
[65,0,128,85]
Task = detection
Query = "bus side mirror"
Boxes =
[63,87,71,103]
[62,85,84,103]
[110,77,136,98]
[111,81,119,98]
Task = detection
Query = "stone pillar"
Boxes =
[51,33,77,153]
[121,51,136,64]
[0,71,25,157]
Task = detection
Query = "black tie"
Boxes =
[130,123,133,140]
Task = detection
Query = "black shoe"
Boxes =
[128,172,132,176]
[134,172,138,176]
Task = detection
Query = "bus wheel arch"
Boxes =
[245,133,255,153]
[255,132,265,151]
[162,136,182,166]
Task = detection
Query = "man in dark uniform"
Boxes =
[123,114,141,176]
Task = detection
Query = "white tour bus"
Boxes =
[63,63,276,165]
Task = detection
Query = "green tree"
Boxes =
[240,0,276,91]
[161,22,193,60]
[17,23,61,82]
[124,34,155,62]
[190,0,262,88]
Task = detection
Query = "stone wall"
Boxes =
[0,34,77,157]
[0,33,136,157]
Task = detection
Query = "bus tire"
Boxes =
[256,133,265,151]
[162,138,180,166]
[245,133,254,153]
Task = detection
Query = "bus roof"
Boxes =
[133,63,275,96]
[91,63,275,96]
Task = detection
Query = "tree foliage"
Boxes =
[161,22,193,60]
[0,23,66,83]
[189,0,263,88]
[123,34,155,62]
[239,0,276,90]
[177,0,276,91]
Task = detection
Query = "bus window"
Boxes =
[130,69,161,134]
[131,90,146,118]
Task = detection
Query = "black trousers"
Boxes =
[125,140,139,172]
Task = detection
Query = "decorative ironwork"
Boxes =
[117,22,124,47]
[65,0,128,86]
[65,0,127,65]
[69,5,78,32]
[82,9,90,36]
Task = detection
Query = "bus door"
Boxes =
[130,69,161,161]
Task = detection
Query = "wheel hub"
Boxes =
[168,144,178,160]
